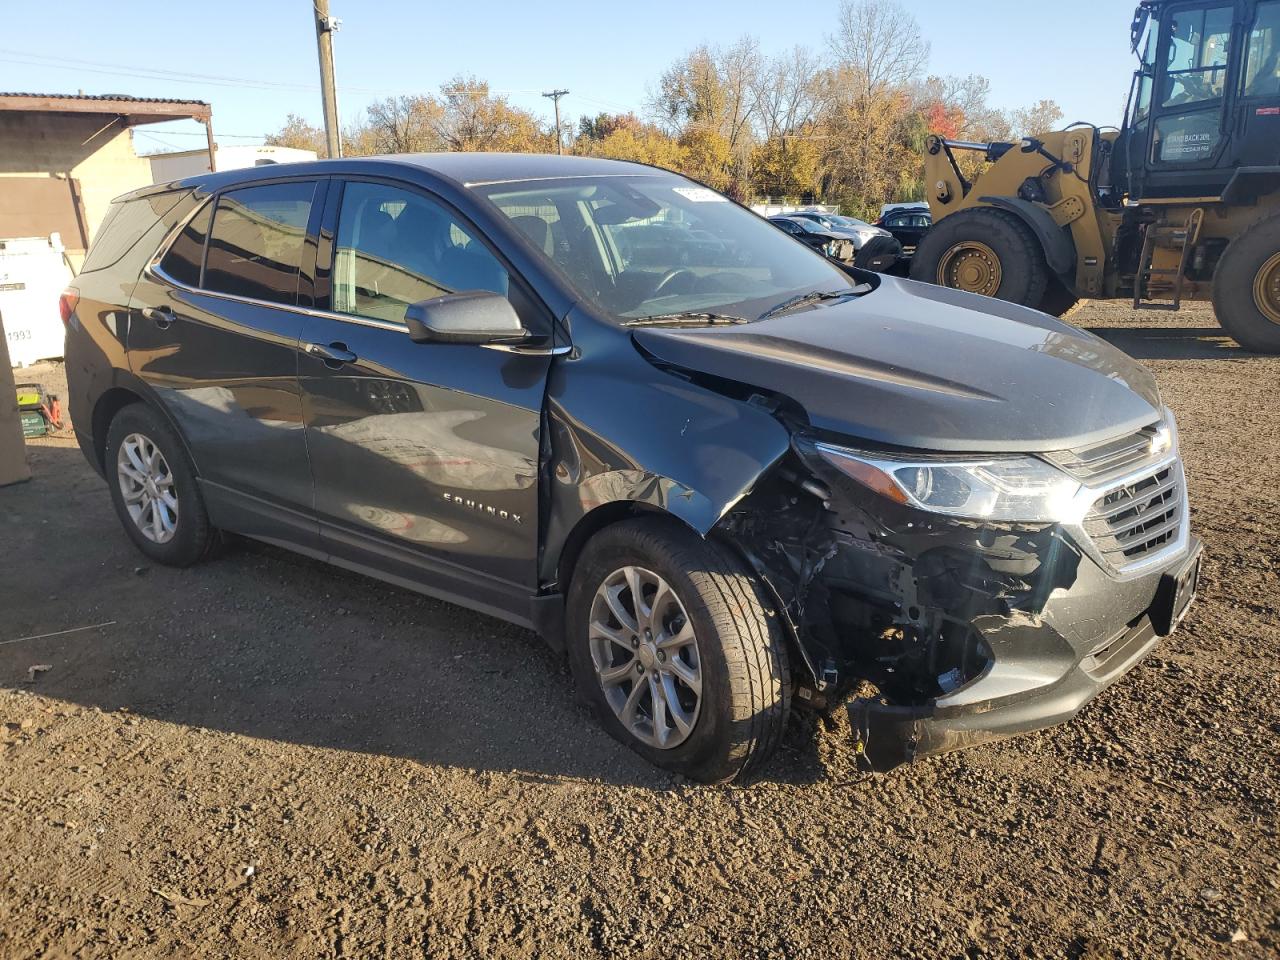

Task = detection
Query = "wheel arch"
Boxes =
[976,196,1076,280]
[91,371,202,477]
[91,387,145,472]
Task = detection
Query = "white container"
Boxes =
[0,234,73,368]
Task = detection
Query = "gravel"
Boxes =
[1,302,1277,957]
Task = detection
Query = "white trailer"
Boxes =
[1,234,73,368]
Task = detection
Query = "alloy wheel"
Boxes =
[588,565,702,749]
[116,432,179,544]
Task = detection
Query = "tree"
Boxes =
[264,42,1067,217]
[1008,99,1065,137]
[265,114,329,157]
[364,95,441,153]
[649,38,761,193]
[750,133,820,199]
[830,0,930,101]
[678,127,735,191]
[753,46,830,142]
[360,78,553,155]
[581,123,686,172]
[578,112,642,142]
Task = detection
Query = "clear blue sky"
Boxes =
[0,0,1141,154]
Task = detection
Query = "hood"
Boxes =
[631,276,1164,453]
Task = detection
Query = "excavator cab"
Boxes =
[1120,0,1280,201]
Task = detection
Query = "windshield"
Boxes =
[788,218,827,234]
[478,175,851,320]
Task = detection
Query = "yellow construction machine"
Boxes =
[911,0,1280,351]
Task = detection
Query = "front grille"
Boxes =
[1045,422,1163,485]
[1083,464,1182,566]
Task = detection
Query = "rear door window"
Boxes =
[158,200,212,288]
[203,181,316,306]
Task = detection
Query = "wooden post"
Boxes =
[203,117,218,173]
[0,309,32,486]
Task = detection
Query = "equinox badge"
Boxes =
[443,492,522,524]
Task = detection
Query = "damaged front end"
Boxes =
[717,432,1198,770]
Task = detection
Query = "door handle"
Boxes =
[142,306,175,329]
[304,341,358,367]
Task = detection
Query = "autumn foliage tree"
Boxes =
[266,1,1064,214]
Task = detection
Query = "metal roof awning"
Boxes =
[0,92,211,125]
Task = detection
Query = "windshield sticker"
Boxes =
[673,186,727,203]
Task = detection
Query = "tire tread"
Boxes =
[567,518,791,783]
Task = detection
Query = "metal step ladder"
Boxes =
[1132,208,1205,311]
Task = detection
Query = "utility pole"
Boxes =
[542,89,569,155]
[312,0,343,158]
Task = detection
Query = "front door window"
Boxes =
[332,181,508,325]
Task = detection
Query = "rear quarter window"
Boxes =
[79,190,194,277]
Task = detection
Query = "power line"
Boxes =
[0,48,394,96]
[124,129,269,140]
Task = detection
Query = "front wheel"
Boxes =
[1212,214,1280,353]
[910,207,1050,308]
[566,518,791,783]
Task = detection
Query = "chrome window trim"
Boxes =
[148,254,568,353]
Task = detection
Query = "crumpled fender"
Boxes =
[539,306,792,588]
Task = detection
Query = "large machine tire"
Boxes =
[853,235,903,273]
[1039,277,1081,318]
[910,207,1050,309]
[1212,214,1280,353]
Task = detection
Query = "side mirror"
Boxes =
[404,291,528,345]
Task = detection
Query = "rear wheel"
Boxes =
[565,518,790,783]
[910,207,1050,309]
[105,403,216,566]
[1212,214,1280,353]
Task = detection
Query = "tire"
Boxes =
[1038,276,1081,318]
[104,403,216,567]
[565,517,791,783]
[1212,214,1280,353]
[910,207,1050,309]
[854,235,903,273]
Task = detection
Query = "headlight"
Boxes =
[815,443,1086,524]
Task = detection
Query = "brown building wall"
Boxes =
[0,111,155,268]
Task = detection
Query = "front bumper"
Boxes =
[850,536,1202,769]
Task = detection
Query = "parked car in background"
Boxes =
[771,214,903,273]
[64,154,1200,783]
[767,215,854,260]
[877,207,932,253]
[611,219,730,268]
[791,211,891,250]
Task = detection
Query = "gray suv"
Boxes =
[62,155,1201,781]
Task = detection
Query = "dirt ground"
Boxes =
[1,302,1277,959]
